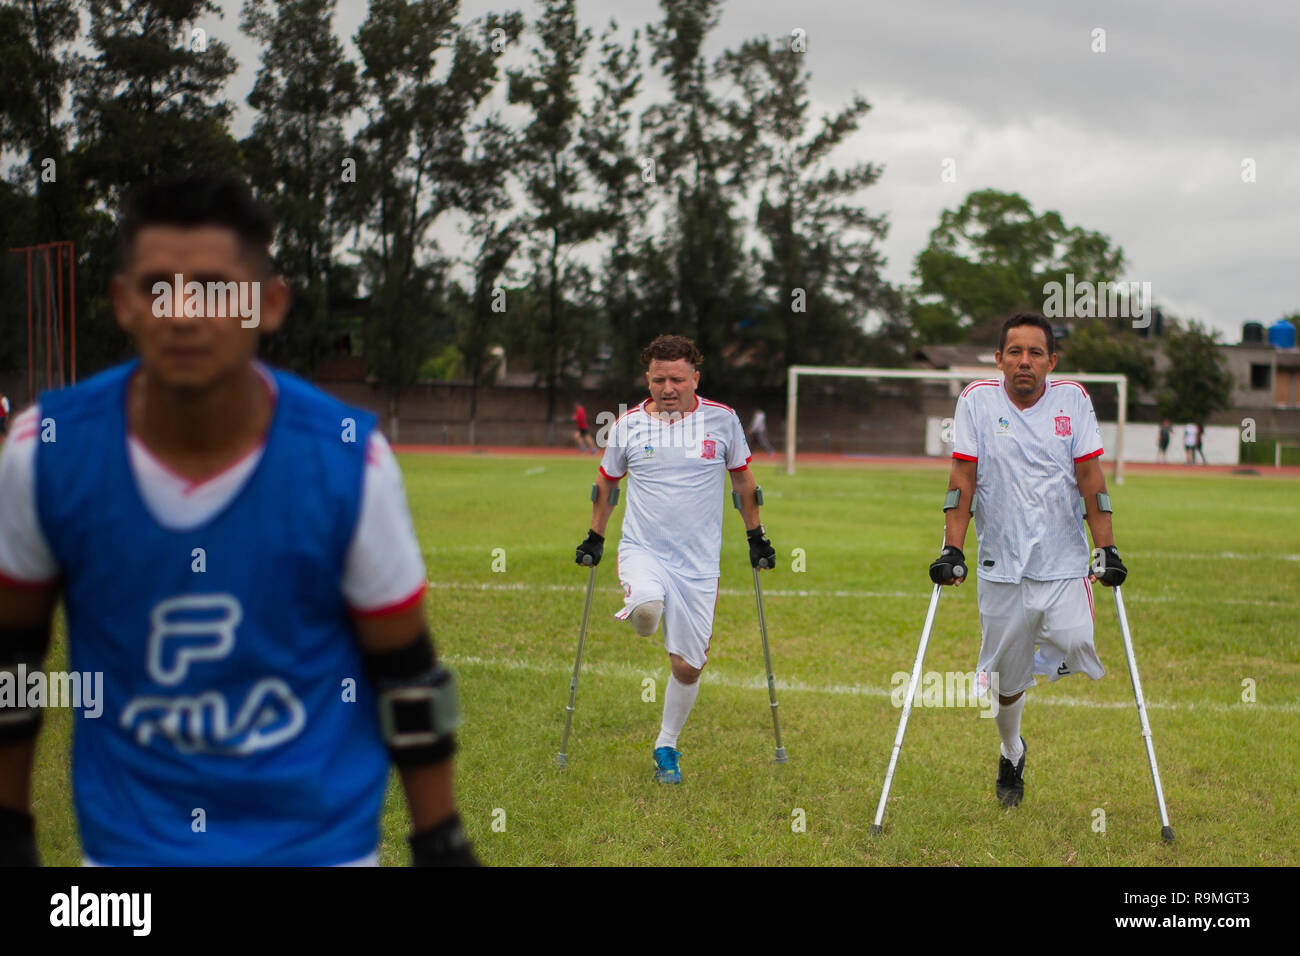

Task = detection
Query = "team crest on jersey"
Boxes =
[643,444,654,457]
[997,417,1010,433]
[700,438,716,460]
[1055,414,1072,437]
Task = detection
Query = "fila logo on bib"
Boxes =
[1054,414,1072,437]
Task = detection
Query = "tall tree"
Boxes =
[73,0,241,195]
[719,38,896,377]
[241,0,360,375]
[910,189,1125,345]
[1157,320,1234,424]
[457,115,517,442]
[352,0,522,435]
[507,0,605,422]
[576,20,648,391]
[640,0,751,388]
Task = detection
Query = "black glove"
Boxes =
[410,813,480,867]
[1091,546,1127,587]
[747,526,776,569]
[575,530,604,567]
[929,545,967,584]
[0,807,39,867]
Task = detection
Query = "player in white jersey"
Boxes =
[574,335,775,784]
[929,312,1128,808]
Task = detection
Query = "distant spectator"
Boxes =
[748,409,775,455]
[573,401,596,455]
[1194,422,1208,464]
[1184,422,1197,465]
[1156,419,1171,463]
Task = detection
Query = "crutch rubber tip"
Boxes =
[557,753,567,768]
[1161,826,1174,843]
[869,824,883,836]
[774,747,787,764]
[581,555,593,566]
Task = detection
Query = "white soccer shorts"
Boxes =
[614,546,719,669]
[975,577,1105,696]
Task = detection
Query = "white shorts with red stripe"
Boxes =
[614,545,719,669]
[975,576,1104,696]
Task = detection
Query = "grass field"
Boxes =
[31,454,1300,866]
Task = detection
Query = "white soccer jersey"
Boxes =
[599,395,752,578]
[0,366,427,616]
[952,377,1104,583]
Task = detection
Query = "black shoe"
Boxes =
[996,736,1026,807]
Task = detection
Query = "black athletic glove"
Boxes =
[575,530,604,567]
[1091,546,1127,587]
[929,545,967,584]
[747,526,776,569]
[0,807,39,867]
[410,813,480,867]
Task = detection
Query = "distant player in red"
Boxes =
[572,401,595,455]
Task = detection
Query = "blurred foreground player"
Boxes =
[575,335,774,784]
[0,173,474,866]
[931,312,1127,808]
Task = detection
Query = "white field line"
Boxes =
[427,580,1296,608]
[446,653,1300,714]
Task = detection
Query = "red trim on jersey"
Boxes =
[0,567,58,591]
[959,380,999,399]
[952,452,978,462]
[1050,379,1090,398]
[10,426,37,443]
[727,454,753,473]
[350,580,426,619]
[700,397,734,414]
[611,400,648,426]
[1073,447,1104,463]
[598,466,624,482]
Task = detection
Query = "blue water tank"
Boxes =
[1268,320,1297,349]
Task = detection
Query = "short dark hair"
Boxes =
[998,311,1055,355]
[116,172,274,272]
[641,334,703,368]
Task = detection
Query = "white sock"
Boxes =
[996,694,1025,762]
[655,675,701,750]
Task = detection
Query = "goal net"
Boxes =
[783,365,1129,484]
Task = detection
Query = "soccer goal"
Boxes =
[784,366,1129,484]
[5,241,77,403]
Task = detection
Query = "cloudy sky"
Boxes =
[207,0,1300,342]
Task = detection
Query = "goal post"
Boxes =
[784,366,1128,484]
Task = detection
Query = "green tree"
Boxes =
[457,115,517,442]
[1055,320,1156,419]
[352,0,521,434]
[240,0,360,375]
[640,0,751,390]
[507,0,605,421]
[576,20,649,391]
[910,189,1125,345]
[1156,320,1233,423]
[719,38,895,378]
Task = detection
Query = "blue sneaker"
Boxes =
[653,746,683,784]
